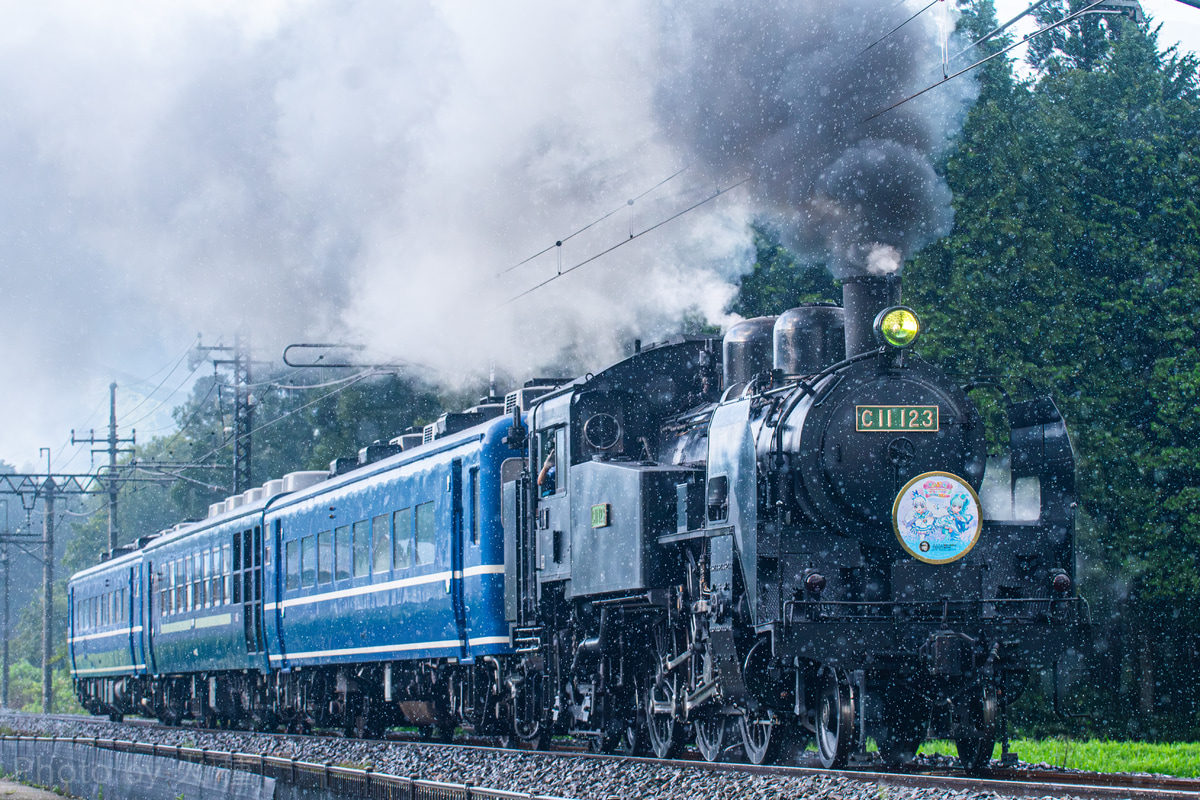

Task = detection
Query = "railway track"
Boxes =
[12,712,1200,800]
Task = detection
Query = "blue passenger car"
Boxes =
[265,415,514,669]
[69,553,143,719]
[69,399,525,734]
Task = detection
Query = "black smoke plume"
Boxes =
[654,0,973,277]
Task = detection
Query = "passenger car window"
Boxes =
[372,515,390,574]
[223,543,232,605]
[186,557,194,611]
[415,501,435,564]
[301,535,317,587]
[335,526,351,581]
[210,548,221,606]
[470,468,480,544]
[197,551,207,608]
[393,508,412,569]
[317,531,333,585]
[285,540,300,591]
[353,520,370,577]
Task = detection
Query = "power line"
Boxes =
[503,178,748,305]
[497,166,691,277]
[119,359,205,430]
[859,0,939,56]
[265,370,381,392]
[862,0,1114,123]
[184,369,381,468]
[116,338,198,420]
[154,380,219,456]
[56,340,198,473]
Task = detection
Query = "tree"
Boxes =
[727,225,840,319]
[906,5,1200,737]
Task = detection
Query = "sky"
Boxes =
[0,0,1196,479]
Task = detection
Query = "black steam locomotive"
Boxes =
[502,273,1084,770]
[70,272,1084,772]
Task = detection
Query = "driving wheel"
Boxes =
[694,712,728,762]
[955,682,997,774]
[815,667,856,769]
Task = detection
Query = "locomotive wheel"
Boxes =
[739,707,784,765]
[955,683,997,774]
[646,617,683,759]
[815,667,856,769]
[596,718,646,756]
[587,679,646,755]
[693,712,728,762]
[645,684,682,759]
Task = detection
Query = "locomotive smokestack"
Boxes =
[842,275,900,357]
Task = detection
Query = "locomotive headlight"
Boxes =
[874,306,921,349]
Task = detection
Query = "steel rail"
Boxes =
[13,712,1200,800]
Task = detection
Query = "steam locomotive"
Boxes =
[68,273,1085,771]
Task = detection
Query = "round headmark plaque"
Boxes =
[892,471,982,564]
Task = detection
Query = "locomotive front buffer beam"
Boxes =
[766,596,1089,674]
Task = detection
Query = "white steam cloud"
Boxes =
[0,0,973,462]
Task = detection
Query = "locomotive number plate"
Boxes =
[856,405,939,432]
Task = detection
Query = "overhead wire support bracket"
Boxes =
[282,343,409,370]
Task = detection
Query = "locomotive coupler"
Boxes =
[919,631,980,676]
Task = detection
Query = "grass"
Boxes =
[918,738,1200,777]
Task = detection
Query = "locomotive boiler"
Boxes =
[69,272,1085,773]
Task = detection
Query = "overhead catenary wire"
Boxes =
[497,166,691,277]
[53,395,111,473]
[222,369,381,393]
[858,0,940,56]
[152,381,220,458]
[950,0,1055,62]
[862,0,1113,123]
[269,376,378,391]
[503,178,749,306]
[119,359,206,430]
[55,338,200,473]
[185,369,382,467]
[115,338,198,420]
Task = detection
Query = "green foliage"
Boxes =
[727,226,840,318]
[908,11,1200,738]
[1027,0,1126,75]
[920,738,1200,776]
[68,370,446,562]
[4,661,81,715]
[912,15,1200,596]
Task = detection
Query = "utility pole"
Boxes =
[1,498,9,709]
[72,382,136,552]
[232,333,253,494]
[198,333,257,493]
[0,469,172,714]
[38,447,53,713]
[41,478,54,713]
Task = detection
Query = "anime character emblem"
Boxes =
[892,472,982,564]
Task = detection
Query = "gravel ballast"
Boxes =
[0,713,1092,800]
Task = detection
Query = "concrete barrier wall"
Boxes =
[0,738,275,800]
[0,735,574,800]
